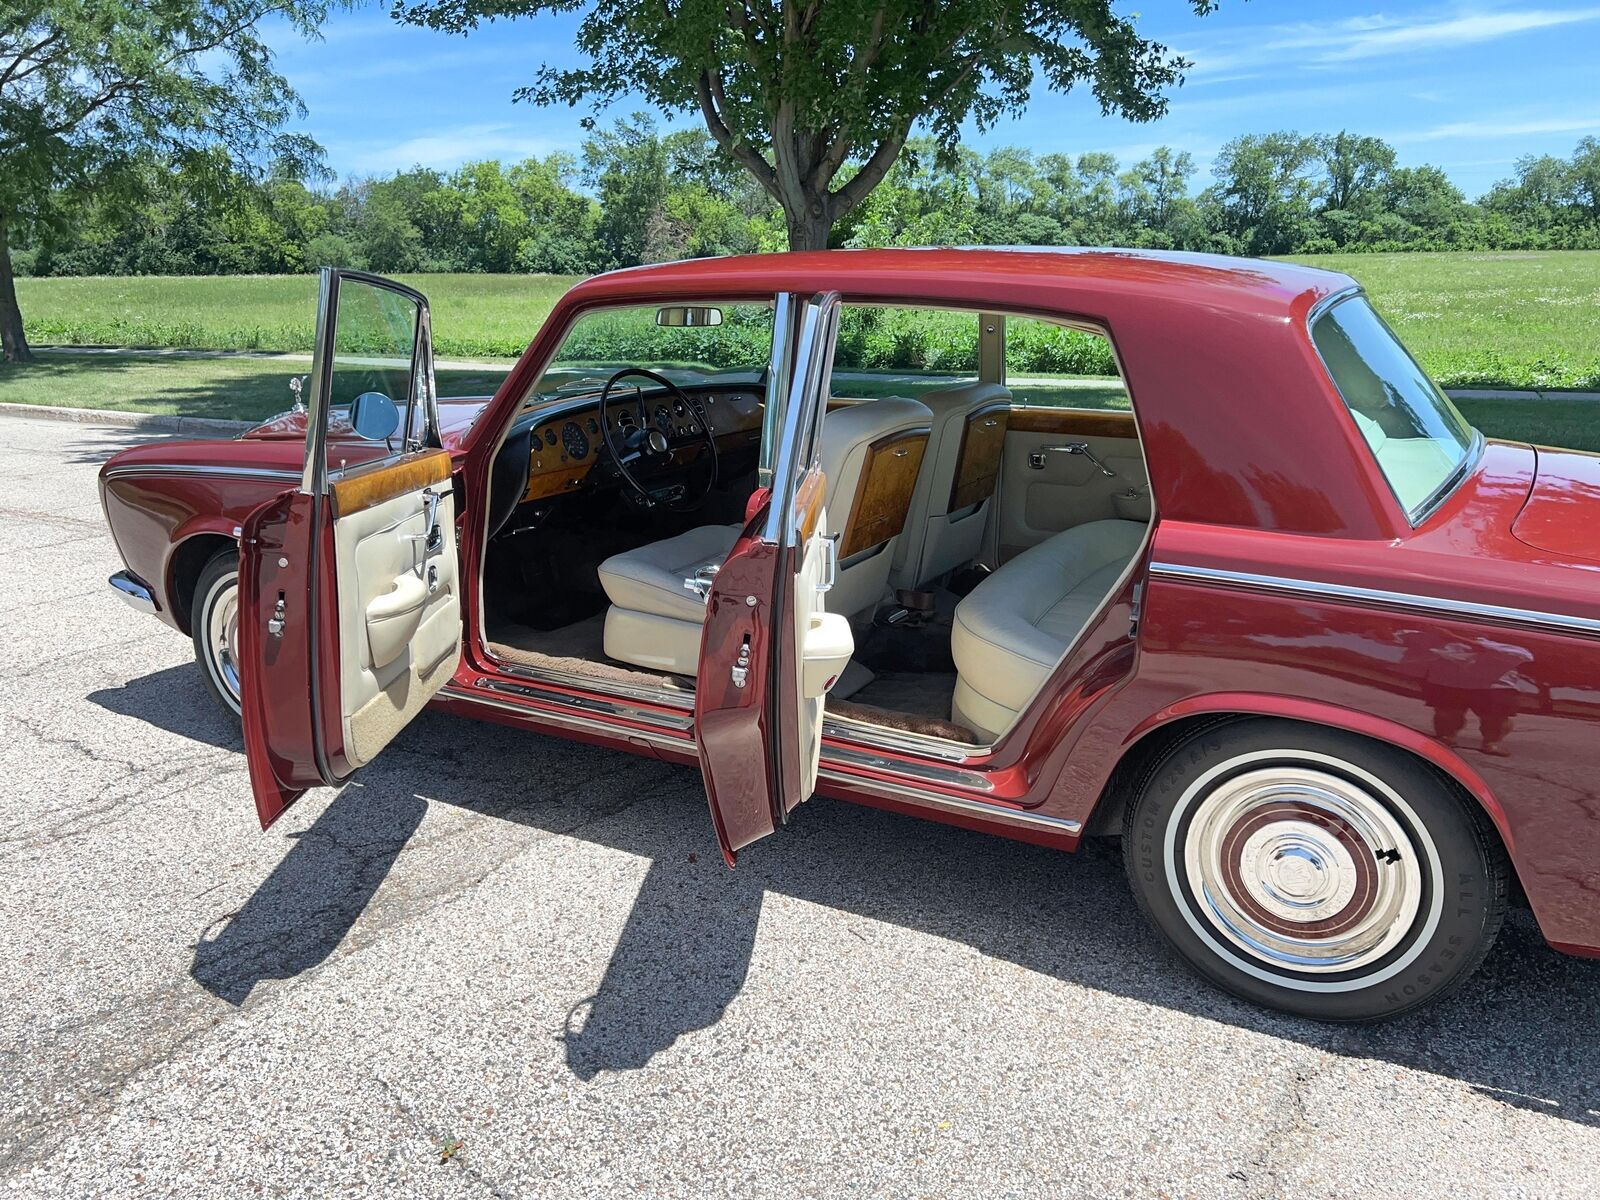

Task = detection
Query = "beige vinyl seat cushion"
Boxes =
[598,523,740,675]
[890,381,1010,591]
[951,518,1146,741]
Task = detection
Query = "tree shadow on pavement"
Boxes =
[92,666,1600,1126]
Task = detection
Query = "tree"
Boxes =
[1316,131,1395,214]
[0,0,330,361]
[395,0,1219,252]
[1205,132,1323,255]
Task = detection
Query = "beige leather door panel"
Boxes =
[329,450,461,768]
[996,408,1148,560]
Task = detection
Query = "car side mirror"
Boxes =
[349,391,401,442]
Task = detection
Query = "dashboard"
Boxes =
[517,386,765,503]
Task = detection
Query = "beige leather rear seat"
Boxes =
[950,519,1146,741]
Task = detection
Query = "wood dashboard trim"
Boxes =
[330,449,452,517]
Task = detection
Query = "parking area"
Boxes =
[2,412,1598,1198]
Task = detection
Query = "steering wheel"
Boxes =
[597,367,719,510]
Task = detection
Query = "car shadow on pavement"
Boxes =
[89,665,243,752]
[94,666,1599,1126]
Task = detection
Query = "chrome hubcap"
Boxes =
[207,576,241,707]
[1184,766,1423,974]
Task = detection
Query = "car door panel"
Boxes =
[697,293,851,865]
[996,408,1149,560]
[328,450,460,770]
[241,269,461,828]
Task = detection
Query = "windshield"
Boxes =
[1311,294,1476,519]
[526,301,775,404]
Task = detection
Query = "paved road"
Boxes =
[2,414,1598,1199]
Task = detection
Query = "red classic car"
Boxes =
[98,250,1600,1022]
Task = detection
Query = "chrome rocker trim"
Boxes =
[109,571,157,614]
[1151,562,1600,639]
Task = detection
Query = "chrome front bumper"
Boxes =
[109,571,157,615]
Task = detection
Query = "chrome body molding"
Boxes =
[101,463,301,485]
[815,767,1082,835]
[819,741,996,792]
[821,714,982,763]
[108,571,157,615]
[1150,561,1600,639]
[467,677,695,732]
[439,682,692,750]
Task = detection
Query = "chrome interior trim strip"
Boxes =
[101,464,301,484]
[1150,562,1600,638]
[108,571,157,614]
[815,767,1082,833]
[486,659,698,711]
[439,684,694,748]
[820,716,982,763]
[820,742,996,792]
[470,677,696,731]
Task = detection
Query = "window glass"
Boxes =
[1311,295,1474,517]
[1003,316,1128,411]
[328,280,420,412]
[829,306,981,400]
[529,301,774,402]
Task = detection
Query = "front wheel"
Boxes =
[192,549,242,717]
[1123,718,1508,1022]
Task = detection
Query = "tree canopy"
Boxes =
[0,0,332,360]
[394,0,1218,250]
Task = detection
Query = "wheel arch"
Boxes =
[167,531,238,636]
[1086,695,1517,874]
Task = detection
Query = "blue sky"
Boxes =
[267,2,1600,198]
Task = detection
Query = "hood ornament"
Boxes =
[289,375,307,413]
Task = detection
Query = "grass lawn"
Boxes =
[13,273,577,361]
[1284,250,1600,390]
[13,250,1600,389]
[3,352,1593,452]
[0,352,511,422]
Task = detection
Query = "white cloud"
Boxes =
[1180,4,1600,76]
[1398,113,1600,141]
[345,123,575,174]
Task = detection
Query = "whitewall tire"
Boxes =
[1123,718,1508,1021]
[192,550,243,717]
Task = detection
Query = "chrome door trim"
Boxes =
[1150,561,1600,639]
[483,657,698,711]
[761,291,840,547]
[439,682,693,749]
[820,742,995,791]
[815,767,1082,834]
[821,715,984,763]
[101,464,301,484]
[469,676,696,732]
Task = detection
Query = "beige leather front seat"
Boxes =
[950,518,1145,741]
[599,395,933,676]
[889,382,1010,592]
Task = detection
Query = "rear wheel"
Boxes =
[1123,718,1508,1022]
[192,549,242,717]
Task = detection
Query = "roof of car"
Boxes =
[567,246,1355,321]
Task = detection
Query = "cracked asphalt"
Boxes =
[3,413,1599,1199]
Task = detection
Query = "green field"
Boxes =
[13,273,578,361]
[11,250,1600,388]
[1281,250,1600,390]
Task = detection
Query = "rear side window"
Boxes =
[1312,295,1475,519]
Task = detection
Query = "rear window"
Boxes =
[1311,295,1475,519]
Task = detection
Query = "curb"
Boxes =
[0,402,252,439]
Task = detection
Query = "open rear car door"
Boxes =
[239,269,462,829]
[695,293,855,865]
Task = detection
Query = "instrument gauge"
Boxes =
[560,421,590,460]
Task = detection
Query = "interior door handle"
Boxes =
[816,532,840,593]
[1028,442,1117,476]
[404,488,444,555]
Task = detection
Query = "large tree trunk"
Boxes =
[0,215,31,364]
[784,202,833,251]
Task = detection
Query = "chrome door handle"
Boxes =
[816,532,840,594]
[405,488,444,555]
[1028,442,1117,476]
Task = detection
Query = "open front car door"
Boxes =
[695,293,855,865]
[240,269,462,829]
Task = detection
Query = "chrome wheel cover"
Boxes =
[1170,753,1439,989]
[205,573,242,710]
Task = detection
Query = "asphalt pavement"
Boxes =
[2,413,1597,1199]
